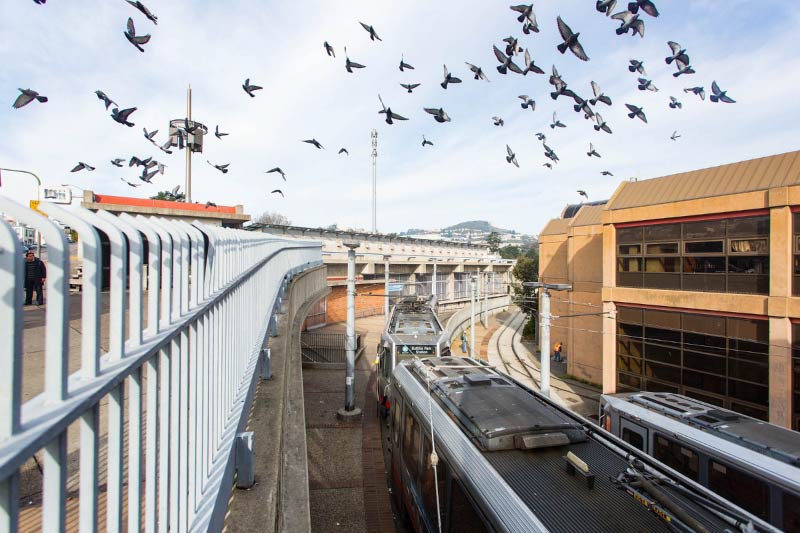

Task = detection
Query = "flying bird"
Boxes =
[506,145,519,168]
[670,130,681,141]
[668,96,682,109]
[710,81,735,103]
[205,201,217,208]
[684,86,705,100]
[492,116,504,127]
[549,65,577,100]
[111,158,125,167]
[440,65,462,89]
[124,17,151,52]
[519,95,535,110]
[637,77,658,92]
[522,21,538,34]
[12,88,48,109]
[543,163,553,169]
[338,148,349,155]
[111,107,137,127]
[556,16,589,61]
[673,57,695,77]
[587,143,601,158]
[543,143,559,163]
[550,111,566,129]
[400,83,420,93]
[510,4,538,31]
[344,47,366,73]
[465,62,489,81]
[665,41,689,65]
[377,94,408,124]
[324,41,335,57]
[594,113,612,134]
[424,107,451,123]
[215,125,228,139]
[242,78,262,97]
[302,138,324,149]
[121,178,140,188]
[503,36,523,56]
[71,162,95,172]
[601,171,614,176]
[139,168,157,183]
[535,132,546,141]
[143,128,158,142]
[590,81,612,106]
[399,55,414,71]
[522,49,544,75]
[627,0,659,17]
[129,156,152,167]
[577,190,589,199]
[596,0,617,16]
[266,167,286,180]
[159,139,173,154]
[625,103,647,123]
[612,10,645,37]
[207,160,230,174]
[95,90,116,110]
[422,135,433,147]
[33,0,46,4]
[126,1,157,24]
[156,161,167,175]
[573,96,595,119]
[628,59,646,75]
[493,45,523,75]
[271,189,285,198]
[359,22,382,41]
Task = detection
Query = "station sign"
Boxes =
[388,283,404,293]
[40,186,73,204]
[398,344,436,356]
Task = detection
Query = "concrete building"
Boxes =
[539,150,800,429]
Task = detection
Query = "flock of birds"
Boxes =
[13,0,738,204]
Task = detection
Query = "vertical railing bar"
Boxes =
[42,433,67,532]
[78,406,99,533]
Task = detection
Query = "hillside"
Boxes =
[441,220,511,233]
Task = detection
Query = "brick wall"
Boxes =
[326,283,386,323]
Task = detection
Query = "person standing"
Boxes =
[23,251,46,306]
[460,331,468,354]
[553,341,564,363]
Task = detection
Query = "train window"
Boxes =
[708,460,770,520]
[421,435,449,529]
[403,412,421,480]
[448,479,487,532]
[653,434,699,481]
[622,428,644,451]
[392,392,403,445]
[784,492,800,533]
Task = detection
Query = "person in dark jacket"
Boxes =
[23,251,46,305]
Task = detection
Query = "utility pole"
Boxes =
[431,260,437,299]
[371,129,378,233]
[469,276,477,359]
[338,242,362,419]
[483,272,489,327]
[383,255,390,326]
[523,282,571,398]
[185,86,192,203]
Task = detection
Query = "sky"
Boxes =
[1,0,799,236]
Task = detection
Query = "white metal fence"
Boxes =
[0,198,322,532]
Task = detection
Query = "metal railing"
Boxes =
[300,332,362,364]
[0,198,322,532]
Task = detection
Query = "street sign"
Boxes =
[398,344,436,356]
[29,200,47,217]
[40,186,73,204]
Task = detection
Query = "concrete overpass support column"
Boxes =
[602,301,617,394]
[768,317,793,428]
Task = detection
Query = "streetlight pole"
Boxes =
[338,242,362,419]
[522,282,572,398]
[469,276,476,359]
[1,167,42,250]
[483,272,489,327]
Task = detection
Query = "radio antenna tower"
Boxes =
[371,129,378,233]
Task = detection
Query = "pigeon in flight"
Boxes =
[422,135,433,147]
[377,94,408,124]
[628,59,646,75]
[71,162,95,173]
[627,0,659,17]
[124,18,151,52]
[492,116,504,127]
[400,83,420,93]
[506,145,519,168]
[612,10,644,37]
[170,185,181,197]
[159,139,173,154]
[156,161,167,175]
[684,86,705,100]
[242,78,262,97]
[129,156,152,167]
[344,47,366,73]
[139,168,157,183]
[215,125,228,139]
[519,95,535,110]
[424,107,451,123]
[503,36,523,57]
[207,160,230,174]
[543,163,553,169]
[111,107,137,127]
[601,171,614,176]
[399,55,414,71]
[637,78,658,92]
[510,4,538,31]
[183,118,201,134]
[594,113,613,134]
[33,0,46,4]
[266,167,286,180]
[493,46,523,75]
[577,190,589,199]
[465,62,489,81]
[625,104,647,123]
[549,66,577,100]
[271,189,285,198]
[111,158,125,167]
[126,1,157,24]
[665,41,689,65]
[543,143,559,163]
[338,148,349,156]
[590,81,612,106]
[673,58,695,77]
[535,132,546,141]
[303,138,325,149]
[596,0,617,16]
[324,41,335,57]
[95,90,116,110]
[440,65,462,89]
[710,81,735,103]
[143,128,158,142]
[573,96,595,119]
[587,143,601,158]
[556,16,589,61]
[12,89,48,109]
[205,201,217,208]
[670,130,681,141]
[668,96,682,109]
[121,178,141,188]
[522,21,537,34]
[522,49,544,75]
[550,111,566,129]
[359,22,382,41]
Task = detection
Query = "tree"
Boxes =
[151,190,185,202]
[499,245,521,259]
[254,211,291,225]
[487,231,502,253]
[512,252,539,340]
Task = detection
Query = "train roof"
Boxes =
[383,296,446,346]
[395,357,761,532]
[603,392,800,468]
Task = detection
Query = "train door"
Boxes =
[619,417,649,452]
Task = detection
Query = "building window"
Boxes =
[794,213,800,296]
[616,308,769,420]
[616,215,769,294]
[792,323,800,431]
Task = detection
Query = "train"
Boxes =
[376,295,449,416]
[600,392,800,531]
[389,357,776,532]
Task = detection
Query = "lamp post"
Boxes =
[470,276,476,359]
[338,242,362,419]
[1,167,42,250]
